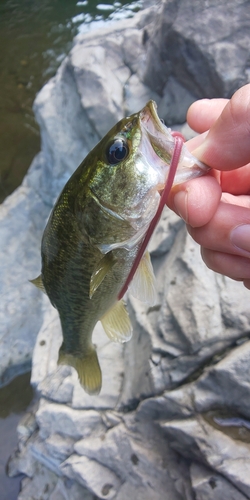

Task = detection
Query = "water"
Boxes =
[0,0,142,202]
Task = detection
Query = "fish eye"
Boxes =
[106,138,129,165]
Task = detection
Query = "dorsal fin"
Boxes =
[29,274,47,294]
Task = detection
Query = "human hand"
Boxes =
[168,83,250,289]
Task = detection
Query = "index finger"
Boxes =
[187,98,228,133]
[190,84,250,171]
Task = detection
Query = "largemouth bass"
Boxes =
[31,101,208,395]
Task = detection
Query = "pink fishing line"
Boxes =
[118,135,184,300]
[171,130,185,141]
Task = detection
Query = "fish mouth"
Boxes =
[139,100,176,160]
[140,100,168,136]
[139,100,209,186]
[138,100,174,189]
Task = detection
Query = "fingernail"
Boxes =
[231,225,250,255]
[173,190,188,223]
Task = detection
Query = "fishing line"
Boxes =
[118,135,184,300]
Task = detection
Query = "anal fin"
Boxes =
[101,300,132,343]
[58,346,102,395]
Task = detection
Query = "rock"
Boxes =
[72,419,193,500]
[62,455,122,500]
[143,0,250,102]
[18,461,58,500]
[45,433,75,463]
[193,340,250,417]
[157,77,197,125]
[50,478,94,500]
[148,205,183,257]
[137,337,250,496]
[124,73,160,116]
[137,339,250,423]
[190,463,248,500]
[31,301,65,396]
[16,411,38,445]
[0,153,50,386]
[17,459,94,500]
[35,401,105,441]
[160,415,250,497]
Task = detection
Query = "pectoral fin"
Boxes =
[29,274,46,294]
[58,345,102,395]
[101,300,132,343]
[90,252,117,299]
[129,251,157,305]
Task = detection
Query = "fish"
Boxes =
[31,100,208,395]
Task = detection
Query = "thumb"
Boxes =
[192,84,250,171]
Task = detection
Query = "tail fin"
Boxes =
[58,346,102,395]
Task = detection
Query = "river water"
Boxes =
[0,1,141,497]
[0,0,142,202]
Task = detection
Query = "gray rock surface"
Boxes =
[144,0,250,102]
[190,463,248,500]
[0,153,50,385]
[2,0,250,499]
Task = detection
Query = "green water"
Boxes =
[0,0,142,202]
